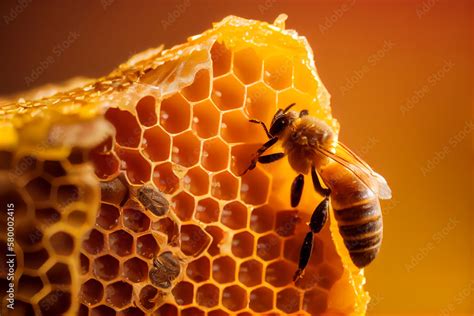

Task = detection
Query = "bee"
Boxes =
[149,251,181,289]
[137,183,169,216]
[241,103,392,281]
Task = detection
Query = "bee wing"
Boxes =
[317,144,392,200]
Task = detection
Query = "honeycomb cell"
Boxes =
[46,262,71,284]
[245,82,277,123]
[202,137,229,172]
[142,125,171,162]
[233,47,262,84]
[172,281,194,305]
[23,249,49,269]
[116,147,151,184]
[221,110,263,143]
[35,207,60,225]
[275,210,299,237]
[184,166,209,196]
[12,155,38,176]
[50,231,74,255]
[239,259,263,287]
[172,191,195,221]
[265,260,295,287]
[195,197,220,223]
[97,203,120,230]
[68,210,87,226]
[221,201,247,230]
[192,100,220,139]
[139,285,159,310]
[38,290,70,315]
[109,230,133,257]
[229,143,262,176]
[315,262,343,290]
[80,253,89,274]
[257,233,281,261]
[277,88,313,112]
[43,160,66,177]
[136,234,159,259]
[250,287,273,312]
[80,278,104,306]
[160,93,191,133]
[105,107,142,147]
[212,256,235,283]
[68,148,86,165]
[182,307,205,316]
[294,61,318,95]
[211,171,238,201]
[7,300,34,315]
[172,131,201,167]
[93,255,119,281]
[208,310,229,316]
[123,207,150,233]
[186,256,211,283]
[25,176,51,201]
[303,287,328,315]
[222,285,247,312]
[212,74,245,110]
[100,177,127,205]
[152,162,179,194]
[118,307,145,316]
[90,151,120,179]
[196,284,219,308]
[231,231,254,258]
[123,257,148,283]
[154,217,179,246]
[156,303,178,316]
[250,205,274,233]
[16,222,42,247]
[240,168,270,205]
[211,41,232,76]
[136,95,158,127]
[105,281,132,308]
[82,229,104,255]
[277,288,301,314]
[92,305,116,316]
[18,275,43,297]
[182,69,210,102]
[56,184,81,207]
[264,55,293,90]
[180,224,210,256]
[205,226,225,256]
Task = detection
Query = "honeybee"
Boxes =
[241,103,392,281]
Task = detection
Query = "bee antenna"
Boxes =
[283,103,296,113]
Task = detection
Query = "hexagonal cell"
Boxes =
[93,255,119,281]
[277,288,301,314]
[265,260,295,287]
[17,274,43,297]
[172,281,194,305]
[90,150,120,179]
[182,69,210,102]
[49,232,74,256]
[118,307,145,316]
[172,131,201,167]
[221,109,264,143]
[35,207,60,225]
[196,283,219,308]
[12,155,38,176]
[182,307,205,316]
[250,205,275,233]
[39,290,70,315]
[239,259,263,287]
[136,234,159,259]
[212,256,235,284]
[46,262,71,285]
[195,198,220,224]
[25,177,51,202]
[184,166,209,196]
[202,137,229,172]
[180,224,210,256]
[211,41,232,76]
[275,210,299,237]
[230,143,262,176]
[222,285,247,312]
[205,226,225,256]
[156,303,178,316]
[123,257,148,283]
[136,95,158,126]
[192,100,220,139]
[212,74,245,110]
[160,93,191,133]
[303,287,328,315]
[250,287,273,312]
[154,217,180,246]
[55,183,81,207]
[23,248,49,270]
[82,229,104,255]
[116,147,151,184]
[142,125,171,162]
[233,47,262,84]
[314,262,343,290]
[80,278,103,306]
[15,222,43,247]
[80,253,89,274]
[264,55,293,90]
[91,305,116,316]
[123,207,150,232]
[139,285,159,310]
[100,177,128,205]
[68,210,87,226]
[221,201,247,230]
[186,256,211,283]
[105,107,142,147]
[152,162,179,194]
[43,160,66,177]
[231,231,254,258]
[276,88,313,112]
[109,230,133,257]
[208,310,229,316]
[105,281,132,308]
[240,168,270,205]
[294,61,318,95]
[284,233,323,265]
[68,147,86,165]
[245,82,277,123]
[97,203,120,230]
[211,171,239,201]
[172,191,195,221]
[257,233,281,261]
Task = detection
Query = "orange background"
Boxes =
[0,0,472,314]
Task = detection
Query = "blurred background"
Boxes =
[0,0,472,314]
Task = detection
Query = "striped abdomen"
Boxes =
[320,163,383,268]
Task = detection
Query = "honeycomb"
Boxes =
[0,15,369,315]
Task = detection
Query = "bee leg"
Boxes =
[240,137,278,175]
[299,109,309,117]
[310,197,329,233]
[291,174,304,207]
[311,165,331,197]
[258,153,285,164]
[249,119,272,138]
[293,231,314,281]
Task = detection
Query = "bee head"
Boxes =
[269,103,297,136]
